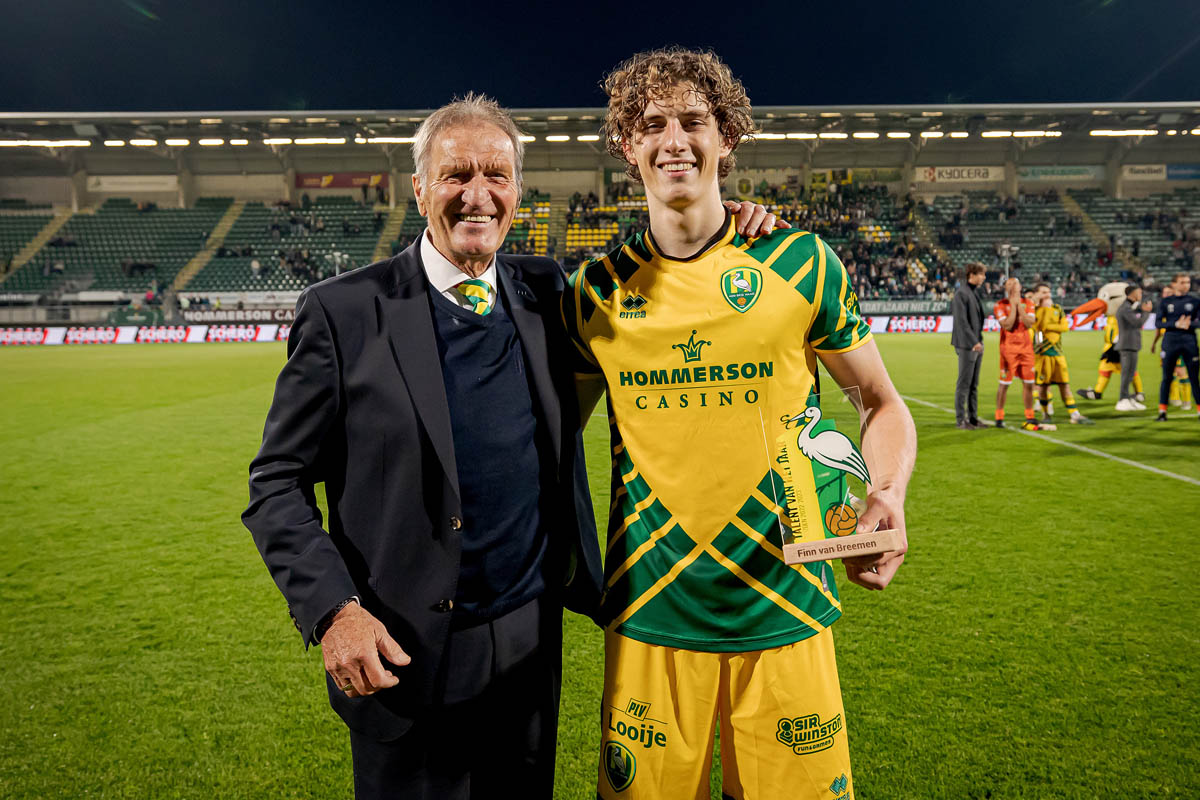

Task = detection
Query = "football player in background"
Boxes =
[994,277,1039,430]
[1032,282,1091,424]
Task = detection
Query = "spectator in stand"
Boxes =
[251,258,262,279]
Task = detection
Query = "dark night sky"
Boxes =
[1,0,1198,112]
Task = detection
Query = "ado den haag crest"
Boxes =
[720,267,762,313]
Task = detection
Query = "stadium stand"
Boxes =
[0,211,54,278]
[1,198,229,293]
[508,192,550,255]
[1,182,1195,307]
[1068,187,1200,285]
[185,198,377,292]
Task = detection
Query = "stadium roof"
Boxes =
[2,102,1198,176]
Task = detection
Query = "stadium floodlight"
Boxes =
[293,137,346,145]
[545,135,570,142]
[818,132,848,139]
[367,136,415,144]
[852,132,879,139]
[0,139,90,147]
[518,135,536,143]
[920,131,944,138]
[1167,130,1177,135]
[164,138,190,146]
[886,131,911,139]
[576,134,600,142]
[949,131,969,138]
[1089,129,1158,136]
[229,139,249,146]
[754,133,786,140]
[981,131,1012,138]
[1192,128,1200,135]
[263,137,292,145]
[354,136,367,144]
[104,140,126,147]
[129,138,158,146]
[268,117,291,123]
[198,138,224,146]
[786,132,818,139]
[199,118,223,124]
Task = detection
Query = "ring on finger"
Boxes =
[340,681,354,692]
[868,566,879,574]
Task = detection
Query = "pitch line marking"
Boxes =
[900,394,1200,488]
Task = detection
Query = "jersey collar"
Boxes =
[644,209,735,263]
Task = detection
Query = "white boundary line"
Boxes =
[901,393,1200,488]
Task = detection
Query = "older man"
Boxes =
[243,94,605,799]
[244,93,782,799]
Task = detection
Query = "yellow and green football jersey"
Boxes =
[1033,303,1068,357]
[562,216,873,652]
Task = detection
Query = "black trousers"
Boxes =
[954,346,983,423]
[349,597,562,800]
[1159,333,1200,408]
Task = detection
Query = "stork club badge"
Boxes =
[720,267,762,313]
[769,395,904,566]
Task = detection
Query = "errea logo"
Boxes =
[620,293,647,319]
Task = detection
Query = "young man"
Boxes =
[1154,273,1200,421]
[950,262,987,429]
[1115,285,1153,411]
[993,277,1039,430]
[1075,283,1145,403]
[1031,282,1091,424]
[564,48,916,800]
[1150,285,1192,412]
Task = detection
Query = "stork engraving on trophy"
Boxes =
[772,400,903,566]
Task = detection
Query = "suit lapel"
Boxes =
[499,259,563,466]
[377,245,460,499]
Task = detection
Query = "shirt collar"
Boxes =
[420,229,499,294]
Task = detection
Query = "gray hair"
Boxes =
[411,92,526,188]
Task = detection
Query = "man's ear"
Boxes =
[622,139,637,168]
[719,138,734,160]
[411,173,426,217]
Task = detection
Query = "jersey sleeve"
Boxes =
[994,299,1009,323]
[808,237,873,353]
[560,263,602,374]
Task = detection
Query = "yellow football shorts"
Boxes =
[597,628,853,800]
[1035,354,1070,385]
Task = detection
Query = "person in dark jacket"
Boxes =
[950,262,987,428]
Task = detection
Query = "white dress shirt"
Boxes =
[420,230,499,311]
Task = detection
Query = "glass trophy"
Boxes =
[760,386,903,565]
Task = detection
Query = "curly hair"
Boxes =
[601,47,754,183]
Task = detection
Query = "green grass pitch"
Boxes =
[0,332,1197,798]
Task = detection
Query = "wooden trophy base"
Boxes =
[782,528,904,565]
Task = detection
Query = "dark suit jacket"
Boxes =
[950,282,984,349]
[242,242,602,739]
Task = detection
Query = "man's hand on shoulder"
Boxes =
[321,601,410,698]
[843,487,907,591]
[724,200,791,238]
